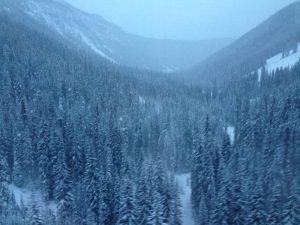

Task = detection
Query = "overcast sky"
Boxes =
[65,0,296,40]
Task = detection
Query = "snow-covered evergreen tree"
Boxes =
[117,178,137,225]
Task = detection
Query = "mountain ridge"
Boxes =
[188,1,300,85]
[0,0,233,72]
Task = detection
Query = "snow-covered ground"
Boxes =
[257,68,263,83]
[139,95,146,105]
[175,174,195,225]
[7,184,57,214]
[226,126,235,145]
[244,43,300,83]
[256,43,300,82]
[76,30,116,63]
[264,44,300,74]
[8,184,35,206]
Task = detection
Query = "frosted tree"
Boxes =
[37,122,51,200]
[117,178,137,225]
[169,180,182,225]
[191,124,203,217]
[84,146,101,225]
[281,186,300,225]
[13,121,33,187]
[267,183,284,225]
[246,182,267,225]
[29,195,44,225]
[147,194,164,225]
[198,193,209,225]
[0,149,9,184]
[135,171,152,225]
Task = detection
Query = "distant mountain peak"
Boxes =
[1,0,232,72]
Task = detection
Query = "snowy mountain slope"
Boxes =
[265,45,300,73]
[244,43,300,82]
[188,1,300,85]
[0,0,232,72]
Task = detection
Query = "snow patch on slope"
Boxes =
[8,184,33,206]
[265,44,300,73]
[8,184,58,214]
[76,31,116,63]
[25,0,65,37]
[226,126,235,145]
[257,68,262,83]
[139,96,146,104]
[162,65,179,73]
[255,43,300,82]
[175,174,195,225]
[24,0,117,63]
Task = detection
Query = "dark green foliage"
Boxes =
[1,2,300,225]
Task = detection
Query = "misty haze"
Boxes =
[0,0,300,225]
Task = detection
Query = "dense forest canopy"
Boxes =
[0,1,300,225]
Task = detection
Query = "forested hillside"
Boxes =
[0,12,216,225]
[1,1,300,225]
[191,64,300,225]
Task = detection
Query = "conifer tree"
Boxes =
[29,197,44,225]
[147,193,164,225]
[135,171,152,225]
[85,146,101,225]
[246,183,267,225]
[118,178,137,225]
[0,149,9,184]
[282,186,300,225]
[169,180,182,225]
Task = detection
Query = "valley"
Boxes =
[0,1,300,225]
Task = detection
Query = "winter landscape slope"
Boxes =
[0,10,200,224]
[0,0,232,72]
[254,43,300,82]
[1,1,300,225]
[188,1,300,85]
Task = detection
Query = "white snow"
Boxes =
[139,96,146,105]
[161,65,179,73]
[8,184,32,206]
[257,68,262,83]
[265,44,300,74]
[25,0,116,63]
[246,43,300,83]
[8,184,58,214]
[58,97,64,111]
[256,43,300,82]
[48,201,58,214]
[163,68,175,73]
[25,1,65,37]
[103,45,114,54]
[226,126,235,145]
[175,174,195,225]
[76,31,116,63]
